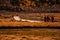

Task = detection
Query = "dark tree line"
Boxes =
[0,0,60,12]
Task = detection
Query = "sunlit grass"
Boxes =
[0,29,60,37]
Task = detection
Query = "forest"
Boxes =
[0,0,60,12]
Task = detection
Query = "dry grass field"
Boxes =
[0,11,60,27]
[0,22,60,27]
[0,29,60,40]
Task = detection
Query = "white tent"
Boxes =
[13,16,43,22]
[13,16,21,21]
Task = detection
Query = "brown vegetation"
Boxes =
[0,0,60,12]
[0,29,60,40]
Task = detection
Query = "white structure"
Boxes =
[13,16,43,22]
[21,19,41,22]
[13,16,21,21]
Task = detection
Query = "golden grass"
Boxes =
[0,13,60,27]
[0,21,60,27]
[0,29,60,40]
